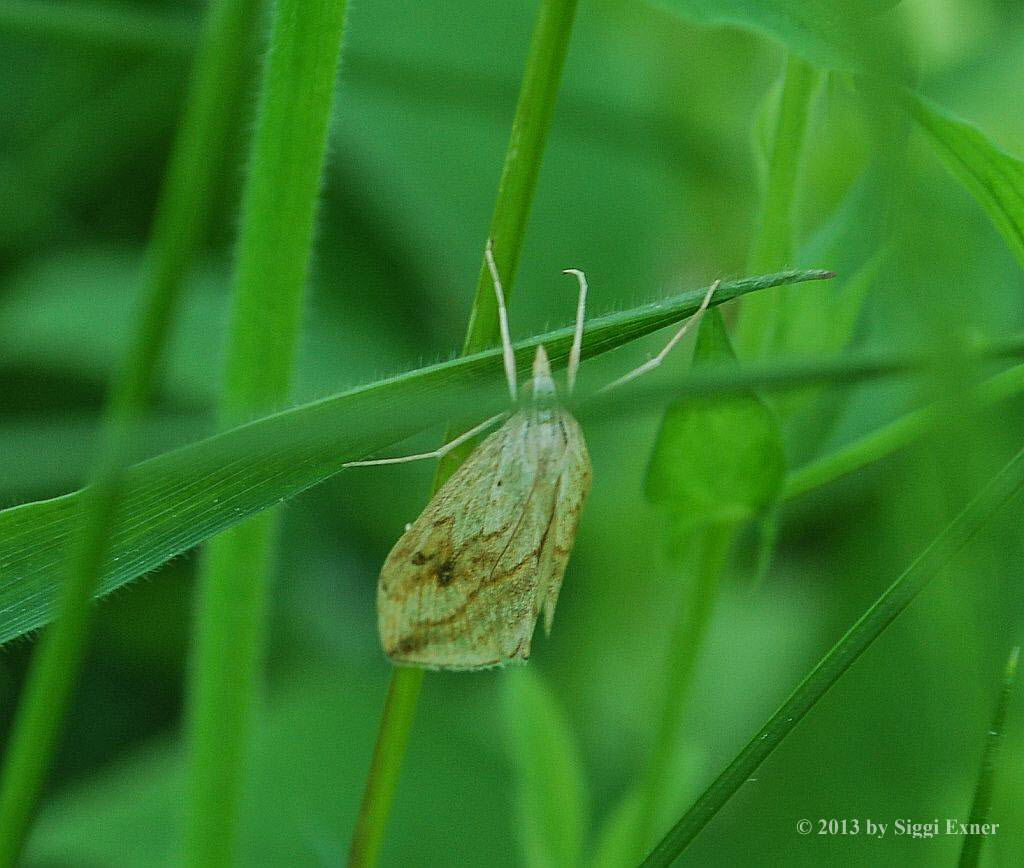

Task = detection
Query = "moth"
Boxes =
[346,243,717,670]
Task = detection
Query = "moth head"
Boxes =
[521,344,558,407]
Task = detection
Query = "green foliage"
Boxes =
[647,0,903,72]
[3,0,1024,864]
[645,308,785,529]
[504,669,589,868]
[644,444,1024,865]
[736,54,819,359]
[908,92,1024,271]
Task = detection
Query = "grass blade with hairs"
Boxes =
[0,0,263,857]
[182,0,348,862]
[0,273,824,649]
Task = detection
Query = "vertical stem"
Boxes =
[347,2,579,865]
[0,0,262,861]
[628,52,819,861]
[183,0,348,864]
[958,646,1020,868]
[632,522,735,857]
[460,0,580,359]
[735,54,818,360]
[347,668,425,868]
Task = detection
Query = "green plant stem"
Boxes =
[736,54,818,360]
[0,0,261,860]
[633,522,736,857]
[627,52,818,863]
[348,668,425,867]
[783,361,1024,500]
[348,3,578,864]
[641,443,1024,867]
[958,646,1020,868]
[461,0,579,359]
[183,0,348,864]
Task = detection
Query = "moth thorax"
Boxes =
[522,344,558,407]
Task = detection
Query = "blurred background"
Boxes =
[2,0,1024,864]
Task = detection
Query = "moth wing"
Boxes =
[539,411,592,634]
[378,414,560,670]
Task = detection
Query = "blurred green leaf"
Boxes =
[504,669,588,868]
[593,790,638,868]
[644,308,785,528]
[783,360,1024,500]
[907,92,1024,271]
[0,272,824,646]
[736,55,819,360]
[0,0,197,55]
[591,788,642,868]
[25,664,516,865]
[779,244,887,360]
[774,244,889,421]
[647,0,902,73]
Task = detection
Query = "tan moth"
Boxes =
[345,243,717,670]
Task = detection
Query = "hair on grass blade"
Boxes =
[345,243,718,670]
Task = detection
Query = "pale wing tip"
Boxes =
[385,646,532,672]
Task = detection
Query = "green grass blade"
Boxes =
[633,306,783,858]
[592,789,644,868]
[182,0,348,863]
[347,667,425,867]
[631,523,734,860]
[906,92,1024,270]
[348,7,584,863]
[0,0,263,859]
[461,0,580,358]
[958,646,1020,868]
[504,669,589,868]
[736,54,818,360]
[783,361,1024,499]
[0,272,917,650]
[640,443,1024,867]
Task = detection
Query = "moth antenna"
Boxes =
[562,268,588,395]
[598,279,720,394]
[342,412,508,467]
[485,239,517,402]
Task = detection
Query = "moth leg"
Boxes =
[598,279,719,394]
[343,412,507,467]
[561,267,588,395]
[484,239,518,402]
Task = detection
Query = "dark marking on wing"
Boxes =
[391,633,429,655]
[436,560,456,586]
